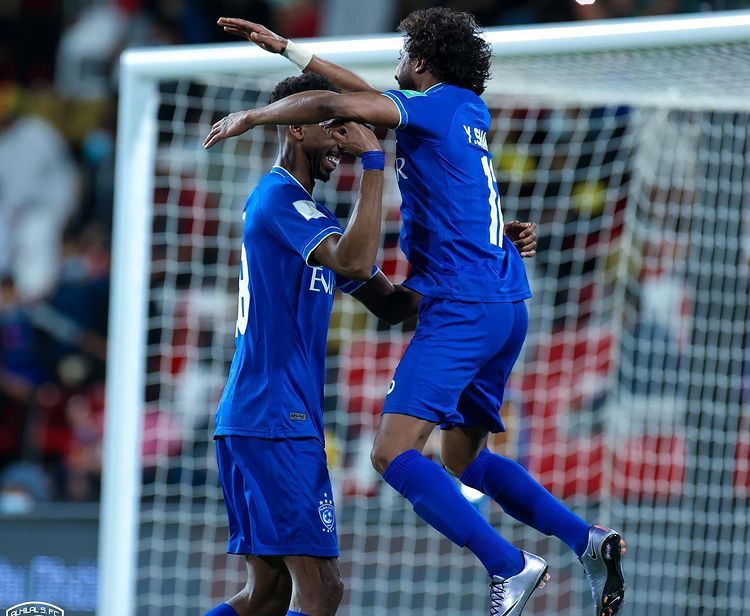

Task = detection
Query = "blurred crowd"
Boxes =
[0,0,748,510]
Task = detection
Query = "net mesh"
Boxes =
[127,40,750,616]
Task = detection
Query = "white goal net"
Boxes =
[102,12,750,616]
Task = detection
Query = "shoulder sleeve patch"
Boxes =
[293,199,326,221]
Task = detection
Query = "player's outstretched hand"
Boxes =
[203,110,253,149]
[505,221,537,257]
[321,120,382,157]
[217,17,288,54]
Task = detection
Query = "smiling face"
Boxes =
[300,124,342,182]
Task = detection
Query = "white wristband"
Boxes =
[282,40,313,71]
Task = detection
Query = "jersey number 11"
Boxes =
[481,155,505,247]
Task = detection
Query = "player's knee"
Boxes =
[370,442,396,475]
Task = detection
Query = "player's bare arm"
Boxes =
[217,17,379,94]
[309,122,384,280]
[203,91,399,149]
[352,272,422,325]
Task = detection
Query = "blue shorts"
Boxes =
[382,298,528,433]
[215,435,339,558]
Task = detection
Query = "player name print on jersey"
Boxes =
[462,124,488,150]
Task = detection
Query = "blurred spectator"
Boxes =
[0,83,80,299]
[79,112,117,230]
[55,1,168,99]
[0,462,51,514]
[63,387,105,501]
[0,276,40,467]
[32,225,110,386]
[0,276,44,397]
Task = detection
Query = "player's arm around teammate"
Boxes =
[203,18,411,149]
[204,17,405,153]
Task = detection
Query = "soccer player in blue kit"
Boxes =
[205,8,627,616]
[205,73,428,616]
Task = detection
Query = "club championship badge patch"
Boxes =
[318,493,335,533]
[6,602,64,616]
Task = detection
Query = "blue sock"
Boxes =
[205,604,238,616]
[460,448,590,558]
[287,612,309,616]
[383,449,524,578]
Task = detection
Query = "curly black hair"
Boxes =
[398,7,491,95]
[270,72,341,103]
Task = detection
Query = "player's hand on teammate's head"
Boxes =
[203,110,253,149]
[505,221,537,258]
[217,17,288,54]
[321,120,382,157]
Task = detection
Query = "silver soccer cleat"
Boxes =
[489,551,549,616]
[580,525,627,616]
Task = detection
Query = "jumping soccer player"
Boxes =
[206,72,425,616]
[205,9,626,616]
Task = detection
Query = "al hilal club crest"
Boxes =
[318,493,335,533]
[6,602,64,616]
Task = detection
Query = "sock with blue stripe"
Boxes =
[205,603,238,616]
[383,449,524,578]
[460,448,590,558]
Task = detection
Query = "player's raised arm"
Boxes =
[308,122,384,280]
[203,90,399,149]
[218,17,379,94]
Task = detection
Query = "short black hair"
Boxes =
[270,72,341,103]
[399,8,491,95]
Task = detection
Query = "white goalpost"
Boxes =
[101,11,750,616]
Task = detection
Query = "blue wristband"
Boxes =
[360,150,385,170]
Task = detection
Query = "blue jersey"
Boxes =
[214,166,369,441]
[382,84,531,302]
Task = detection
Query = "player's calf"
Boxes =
[217,556,292,616]
[284,556,343,616]
[227,580,292,616]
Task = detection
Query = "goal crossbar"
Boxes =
[122,10,750,79]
